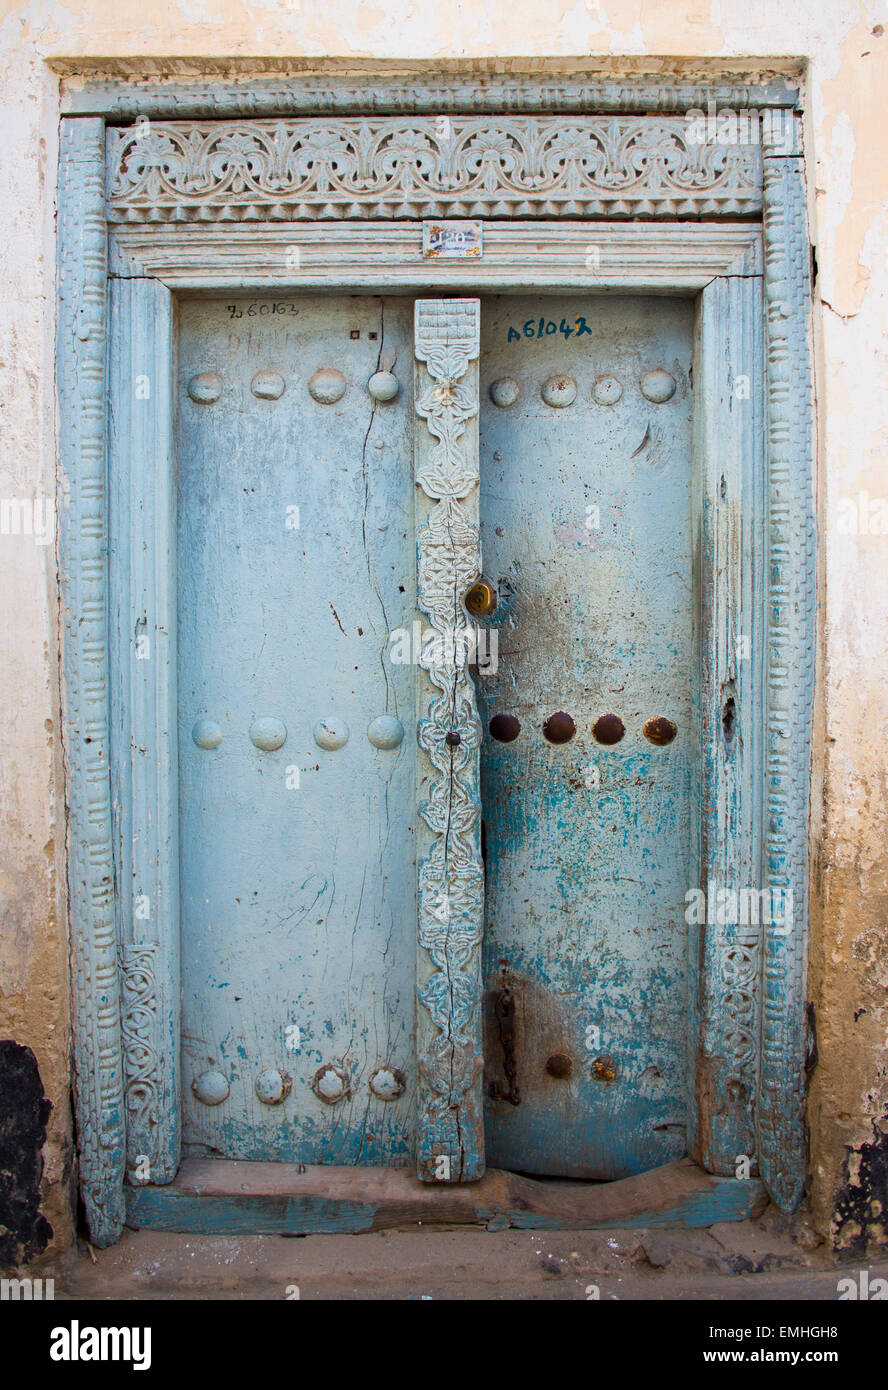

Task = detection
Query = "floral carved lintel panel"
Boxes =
[106,117,763,223]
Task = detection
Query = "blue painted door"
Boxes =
[177,295,417,1165]
[477,295,696,1179]
[176,290,695,1181]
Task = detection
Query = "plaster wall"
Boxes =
[0,0,885,1255]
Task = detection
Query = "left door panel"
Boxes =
[177,295,416,1164]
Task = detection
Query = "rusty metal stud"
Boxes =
[489,713,521,743]
[643,715,677,745]
[464,578,497,617]
[592,1055,618,1082]
[541,374,577,408]
[445,730,461,747]
[543,711,576,744]
[312,1064,350,1105]
[368,1066,406,1101]
[545,1052,573,1079]
[592,713,625,745]
[255,1068,291,1105]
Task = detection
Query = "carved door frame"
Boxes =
[56,71,815,1246]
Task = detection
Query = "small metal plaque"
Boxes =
[422,220,483,259]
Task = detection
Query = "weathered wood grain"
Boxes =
[125,1157,767,1233]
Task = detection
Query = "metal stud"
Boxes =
[445,730,461,747]
[367,370,399,402]
[464,579,497,617]
[592,375,623,406]
[592,713,625,745]
[251,369,285,400]
[643,715,677,745]
[191,1070,229,1105]
[545,1052,573,1079]
[489,713,521,743]
[368,1066,406,1101]
[541,375,577,408]
[489,376,520,408]
[543,711,576,743]
[640,369,676,403]
[249,717,287,751]
[314,717,349,750]
[592,1055,618,1082]
[187,373,222,404]
[192,719,223,750]
[367,715,404,749]
[255,1068,291,1105]
[308,368,346,404]
[312,1064,350,1104]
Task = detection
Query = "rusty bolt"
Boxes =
[545,1052,573,1079]
[464,579,498,617]
[643,715,677,745]
[592,1055,618,1083]
[592,713,625,745]
[445,730,461,747]
[489,713,521,743]
[543,711,576,744]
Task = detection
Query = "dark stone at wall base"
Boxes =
[0,1040,53,1265]
[834,1117,888,1255]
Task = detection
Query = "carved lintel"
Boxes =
[106,116,762,224]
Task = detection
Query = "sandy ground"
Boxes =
[49,1207,888,1301]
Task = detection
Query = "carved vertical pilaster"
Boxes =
[57,116,126,1246]
[413,299,485,1182]
[758,152,815,1212]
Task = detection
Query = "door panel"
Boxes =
[177,294,417,1164]
[478,295,696,1179]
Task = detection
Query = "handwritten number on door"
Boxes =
[507,316,594,343]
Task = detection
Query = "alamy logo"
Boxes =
[49,1320,151,1370]
[0,496,55,546]
[1,1276,54,1300]
[389,620,497,674]
[684,882,793,934]
[836,1269,888,1300]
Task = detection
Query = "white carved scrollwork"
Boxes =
[107,117,762,222]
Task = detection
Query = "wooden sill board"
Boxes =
[125,1158,767,1235]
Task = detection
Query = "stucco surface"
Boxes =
[0,0,885,1253]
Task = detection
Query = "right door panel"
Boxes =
[478,294,697,1179]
